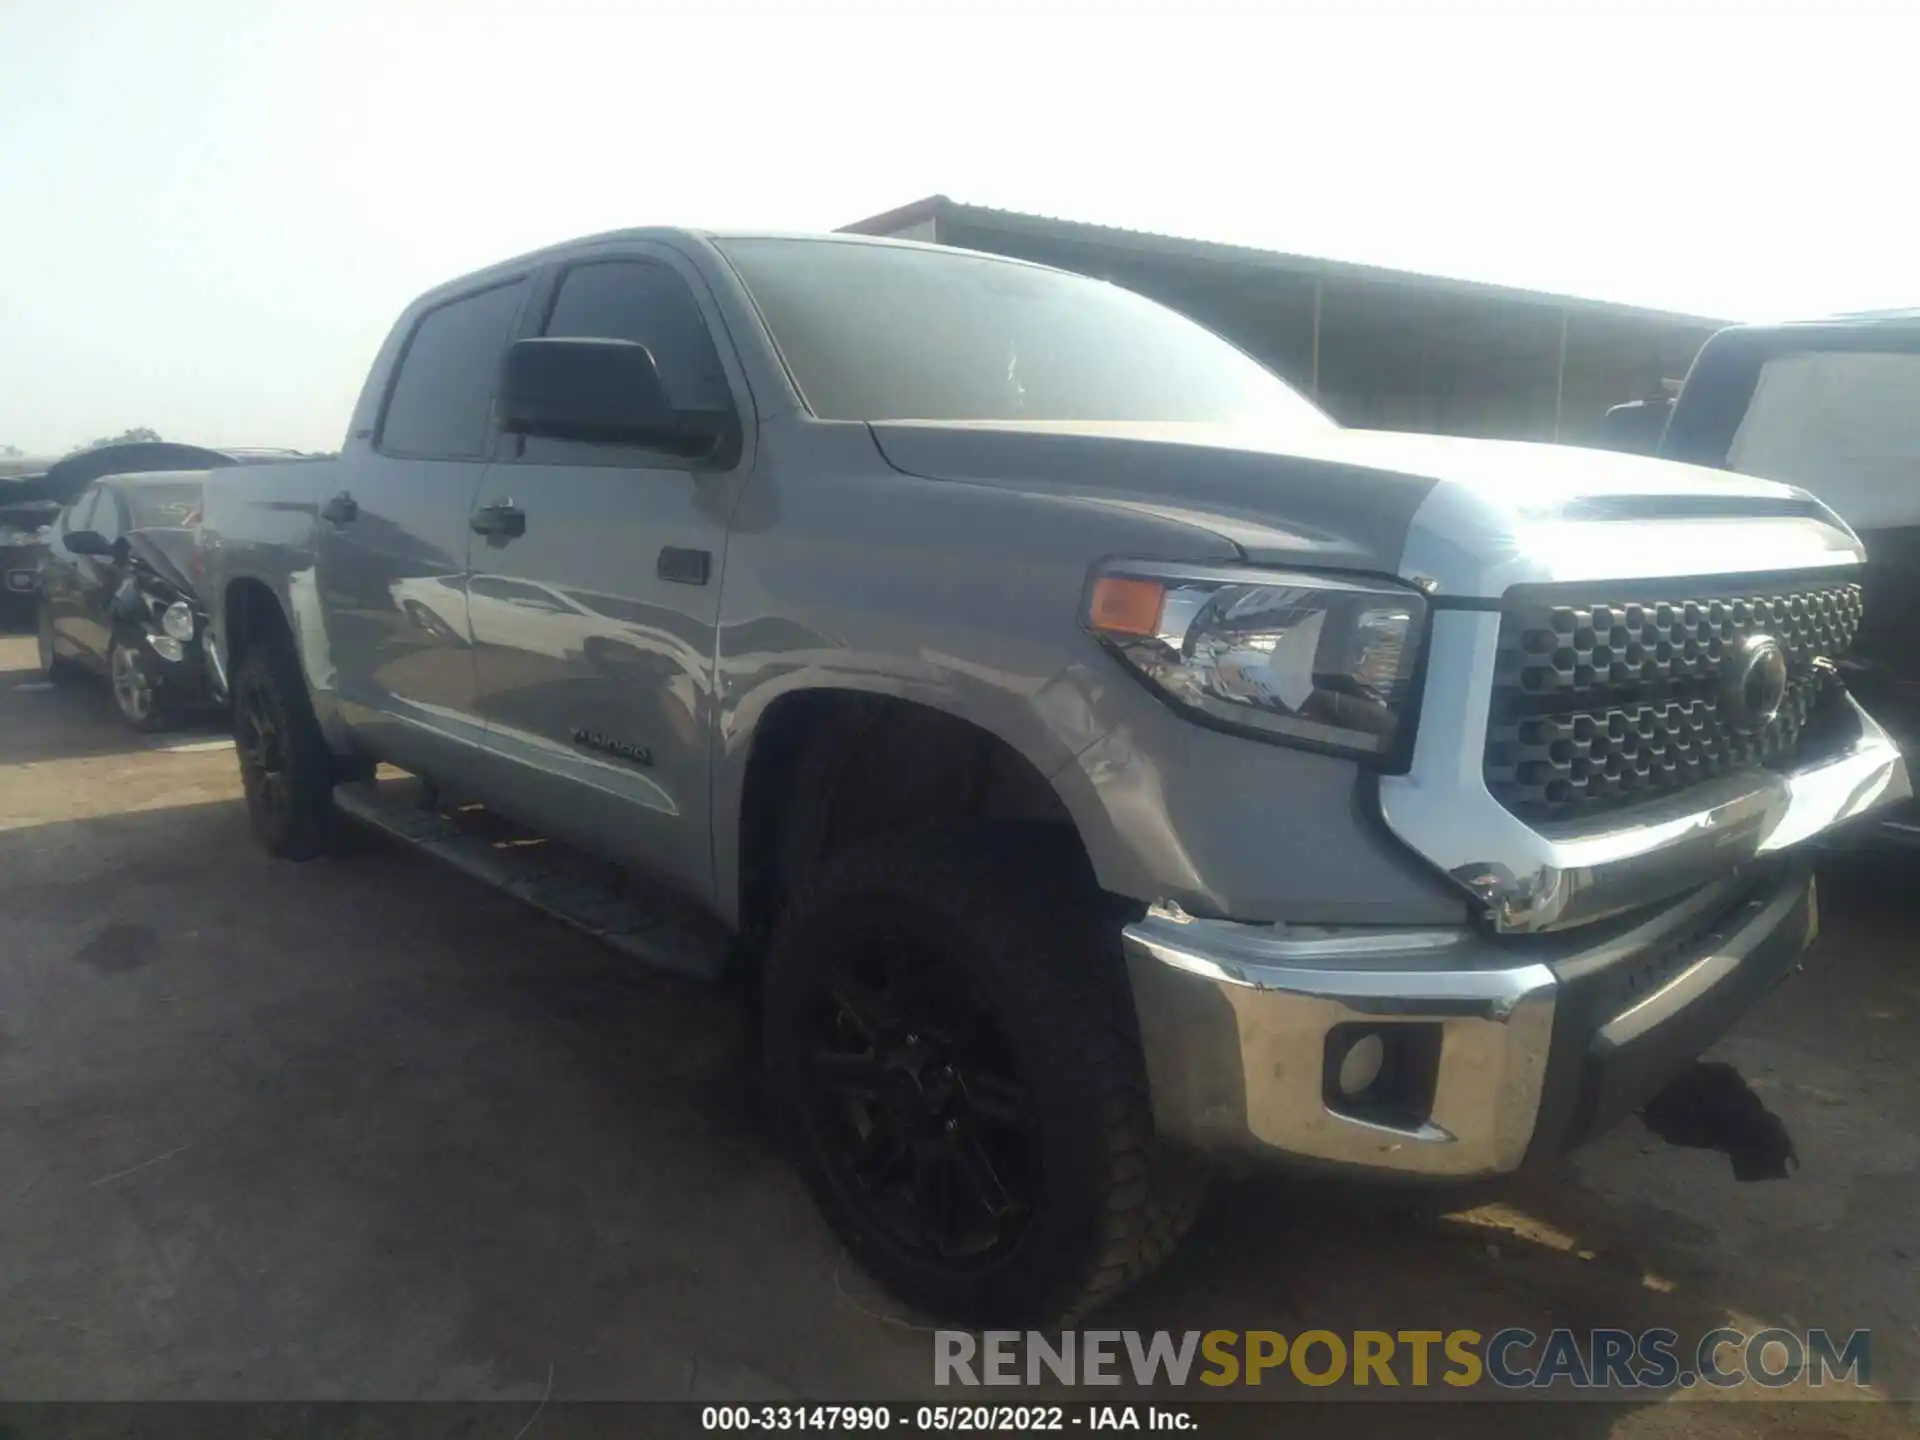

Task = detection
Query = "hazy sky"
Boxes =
[2,0,1911,455]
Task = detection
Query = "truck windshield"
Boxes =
[718,237,1329,429]
[1726,350,1920,530]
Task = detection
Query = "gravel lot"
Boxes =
[2,628,1915,1435]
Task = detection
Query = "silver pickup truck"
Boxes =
[198,229,1910,1324]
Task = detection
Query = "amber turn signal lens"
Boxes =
[1088,576,1166,637]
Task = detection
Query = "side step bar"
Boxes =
[332,774,731,982]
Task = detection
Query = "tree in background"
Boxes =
[0,443,21,457]
[70,426,162,454]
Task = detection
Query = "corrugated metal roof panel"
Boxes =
[840,195,1730,329]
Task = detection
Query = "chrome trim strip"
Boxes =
[1133,903,1470,972]
[1378,611,1910,933]
[1125,907,1550,1007]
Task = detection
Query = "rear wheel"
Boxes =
[232,638,341,859]
[764,829,1205,1324]
[108,637,171,731]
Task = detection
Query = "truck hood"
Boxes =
[868,420,1864,599]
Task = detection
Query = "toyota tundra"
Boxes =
[195,230,1910,1324]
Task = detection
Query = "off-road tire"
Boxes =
[231,638,342,860]
[763,828,1206,1325]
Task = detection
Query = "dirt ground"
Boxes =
[1,628,1915,1435]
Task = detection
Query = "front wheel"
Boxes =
[763,830,1205,1325]
[231,638,341,859]
[108,637,171,731]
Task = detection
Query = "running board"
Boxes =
[331,774,731,982]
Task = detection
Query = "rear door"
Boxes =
[314,276,531,783]
[465,249,752,900]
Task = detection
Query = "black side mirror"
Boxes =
[498,337,727,457]
[63,529,113,557]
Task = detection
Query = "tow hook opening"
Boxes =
[1322,1022,1444,1130]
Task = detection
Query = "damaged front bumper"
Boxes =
[1125,608,1909,1179]
[1123,864,1821,1177]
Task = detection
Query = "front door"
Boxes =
[466,251,751,903]
[68,484,127,662]
[41,486,100,661]
[314,276,530,783]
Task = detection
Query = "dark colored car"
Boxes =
[0,459,62,612]
[36,471,217,729]
[9,443,320,615]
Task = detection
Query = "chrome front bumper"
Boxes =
[1124,865,1821,1177]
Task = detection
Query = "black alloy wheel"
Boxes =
[235,665,293,829]
[229,639,340,859]
[765,830,1207,1324]
[801,925,1037,1266]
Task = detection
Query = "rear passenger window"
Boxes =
[379,280,529,459]
[541,261,732,413]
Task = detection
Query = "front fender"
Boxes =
[712,436,1468,931]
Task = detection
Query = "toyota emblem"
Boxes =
[1722,633,1789,734]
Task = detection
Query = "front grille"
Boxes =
[1484,575,1862,821]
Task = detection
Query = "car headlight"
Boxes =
[1084,562,1428,765]
[161,601,197,642]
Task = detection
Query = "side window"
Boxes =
[63,488,99,534]
[91,488,126,545]
[519,260,733,467]
[542,261,732,412]
[378,280,529,459]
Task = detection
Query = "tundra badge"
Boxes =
[571,727,653,767]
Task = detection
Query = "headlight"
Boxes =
[1084,562,1427,765]
[148,634,186,662]
[161,601,197,642]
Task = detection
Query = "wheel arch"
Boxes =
[221,574,294,679]
[726,681,1125,951]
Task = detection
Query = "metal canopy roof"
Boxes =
[840,195,1731,330]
